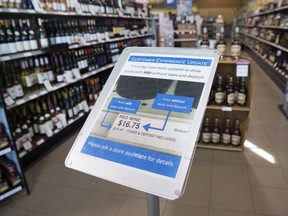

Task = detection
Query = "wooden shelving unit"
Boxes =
[197,56,252,151]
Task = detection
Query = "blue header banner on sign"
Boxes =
[165,0,176,7]
[128,56,212,66]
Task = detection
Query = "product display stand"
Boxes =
[279,78,288,119]
[146,194,160,216]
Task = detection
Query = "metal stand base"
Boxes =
[147,194,160,216]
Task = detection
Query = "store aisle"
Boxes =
[0,53,288,216]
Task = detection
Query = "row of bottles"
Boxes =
[0,18,45,55]
[243,37,288,78]
[0,123,10,150]
[0,45,106,96]
[200,26,241,59]
[1,37,148,103]
[0,0,149,17]
[0,17,149,55]
[201,117,242,147]
[209,74,247,107]
[8,75,101,155]
[0,155,22,194]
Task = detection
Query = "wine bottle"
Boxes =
[231,120,241,147]
[201,117,211,144]
[20,19,31,51]
[200,26,209,49]
[211,118,220,144]
[231,27,241,59]
[0,19,8,55]
[6,19,17,54]
[226,76,235,106]
[222,118,231,145]
[12,18,24,53]
[214,75,224,105]
[27,19,38,50]
[37,18,48,48]
[237,77,247,106]
[216,26,226,58]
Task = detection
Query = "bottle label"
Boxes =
[82,100,89,112]
[237,93,246,105]
[40,38,48,48]
[217,44,226,56]
[23,40,30,51]
[56,36,62,44]
[222,133,231,144]
[33,123,39,134]
[200,45,209,49]
[29,39,38,50]
[68,108,73,118]
[231,135,241,146]
[61,3,66,11]
[47,70,54,82]
[215,92,224,104]
[25,75,33,87]
[39,123,46,134]
[8,42,17,53]
[211,133,220,143]
[7,86,17,99]
[16,41,24,52]
[231,45,241,57]
[0,43,8,55]
[227,93,235,105]
[202,132,211,143]
[73,106,78,115]
[57,74,63,82]
[14,84,24,98]
[37,73,44,84]
[28,126,34,138]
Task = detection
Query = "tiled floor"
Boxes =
[1,53,288,216]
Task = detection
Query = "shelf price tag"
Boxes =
[221,106,232,112]
[236,62,249,77]
[3,93,15,107]
[43,80,54,91]
[23,141,33,151]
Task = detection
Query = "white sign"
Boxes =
[65,47,219,200]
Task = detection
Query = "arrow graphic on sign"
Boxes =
[100,110,112,130]
[143,111,171,132]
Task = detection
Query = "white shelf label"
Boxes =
[236,64,249,77]
[43,80,53,91]
[221,106,232,112]
[23,141,33,151]
[36,138,45,146]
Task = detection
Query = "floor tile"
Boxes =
[12,181,55,210]
[212,163,249,185]
[284,169,288,181]
[116,197,166,216]
[244,137,273,149]
[32,185,89,216]
[59,169,99,190]
[246,125,268,138]
[265,126,288,139]
[26,210,56,216]
[194,148,214,162]
[25,161,70,185]
[252,186,288,216]
[210,183,253,212]
[72,191,126,216]
[248,166,288,188]
[209,208,255,216]
[0,205,27,216]
[92,179,130,196]
[188,161,213,183]
[170,179,210,207]
[213,150,247,165]
[276,152,288,168]
[162,203,209,216]
[243,147,280,167]
[270,138,288,153]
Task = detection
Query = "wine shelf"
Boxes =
[6,63,115,110]
[241,39,287,91]
[0,34,153,62]
[240,32,288,54]
[0,8,151,20]
[0,185,23,202]
[197,143,242,152]
[244,5,288,19]
[197,57,252,151]
[0,147,12,156]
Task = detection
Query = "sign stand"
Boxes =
[147,194,160,216]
